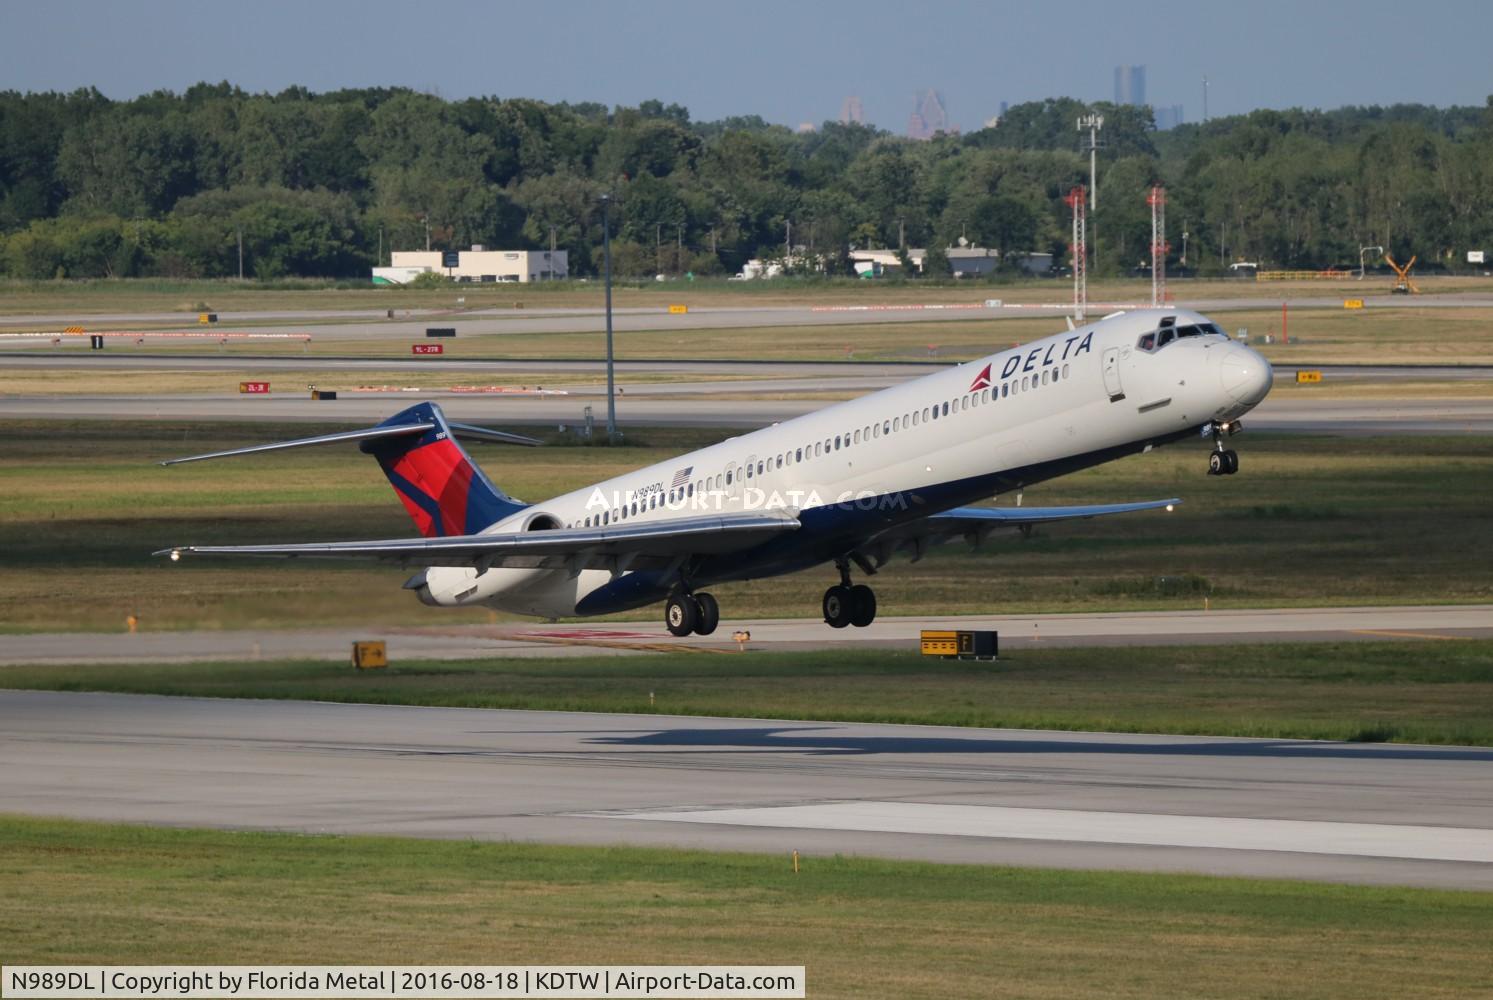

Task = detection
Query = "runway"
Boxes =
[6,605,1491,664]
[2,689,1489,889]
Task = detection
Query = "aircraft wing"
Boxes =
[851,499,1180,566]
[155,511,800,571]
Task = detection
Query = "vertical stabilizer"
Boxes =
[361,402,526,536]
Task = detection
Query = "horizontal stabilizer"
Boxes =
[162,420,539,466]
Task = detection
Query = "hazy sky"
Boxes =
[3,0,1491,131]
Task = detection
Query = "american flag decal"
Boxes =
[670,465,694,488]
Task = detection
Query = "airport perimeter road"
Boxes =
[4,294,1493,340]
[3,390,1492,433]
[3,690,1490,889]
[6,605,1491,664]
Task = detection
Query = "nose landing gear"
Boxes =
[1205,421,1241,476]
[823,559,878,629]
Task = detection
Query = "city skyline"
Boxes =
[3,0,1490,131]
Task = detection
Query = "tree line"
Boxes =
[1,82,1490,281]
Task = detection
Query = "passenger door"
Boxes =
[1101,347,1125,402]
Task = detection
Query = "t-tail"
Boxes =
[160,401,537,536]
[361,402,528,536]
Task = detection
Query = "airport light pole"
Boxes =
[601,193,618,444]
[1077,114,1103,272]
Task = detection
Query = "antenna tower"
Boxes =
[1065,186,1087,321]
[1148,185,1167,306]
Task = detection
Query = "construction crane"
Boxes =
[1385,253,1419,294]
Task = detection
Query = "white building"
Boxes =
[373,248,568,285]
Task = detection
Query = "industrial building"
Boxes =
[372,248,568,285]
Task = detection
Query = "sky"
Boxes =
[3,0,1491,132]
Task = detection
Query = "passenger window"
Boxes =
[912,412,919,426]
[796,448,803,462]
[931,406,939,420]
[1062,363,1070,378]
[688,483,694,496]
[726,471,733,484]
[853,430,861,444]
[982,389,989,403]
[942,402,950,416]
[776,455,783,469]
[1002,383,1009,397]
[1042,370,1049,385]
[834,436,841,450]
[745,464,752,479]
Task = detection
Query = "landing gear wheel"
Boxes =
[1208,451,1226,476]
[1222,449,1239,475]
[693,592,720,636]
[665,594,698,637]
[823,585,854,629]
[849,584,877,628]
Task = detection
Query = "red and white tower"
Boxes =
[1148,185,1168,307]
[1065,186,1087,321]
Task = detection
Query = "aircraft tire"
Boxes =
[1223,449,1239,475]
[665,594,697,637]
[849,584,877,627]
[1208,451,1226,476]
[694,592,720,635]
[823,585,854,629]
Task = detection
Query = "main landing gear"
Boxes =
[1207,421,1242,476]
[665,589,719,637]
[823,559,877,629]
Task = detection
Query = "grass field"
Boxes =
[1,421,1490,633]
[2,816,1489,999]
[5,641,1492,745]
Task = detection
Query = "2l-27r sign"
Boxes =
[412,344,444,355]
[238,381,270,394]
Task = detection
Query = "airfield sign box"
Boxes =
[412,343,444,354]
[238,381,270,394]
[920,629,998,660]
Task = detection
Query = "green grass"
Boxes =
[1,816,1488,999]
[1,421,1490,632]
[6,642,1493,745]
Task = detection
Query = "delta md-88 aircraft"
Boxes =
[159,308,1272,636]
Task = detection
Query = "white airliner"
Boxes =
[159,308,1272,635]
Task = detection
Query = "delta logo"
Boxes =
[968,363,992,392]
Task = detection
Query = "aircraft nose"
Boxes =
[1220,348,1273,406]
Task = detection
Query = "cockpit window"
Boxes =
[1141,320,1228,353]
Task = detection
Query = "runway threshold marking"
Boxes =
[1351,628,1468,641]
[585,801,1493,864]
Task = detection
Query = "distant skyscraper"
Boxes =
[1154,104,1185,131]
[1113,65,1147,107]
[839,95,864,125]
[907,89,952,139]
